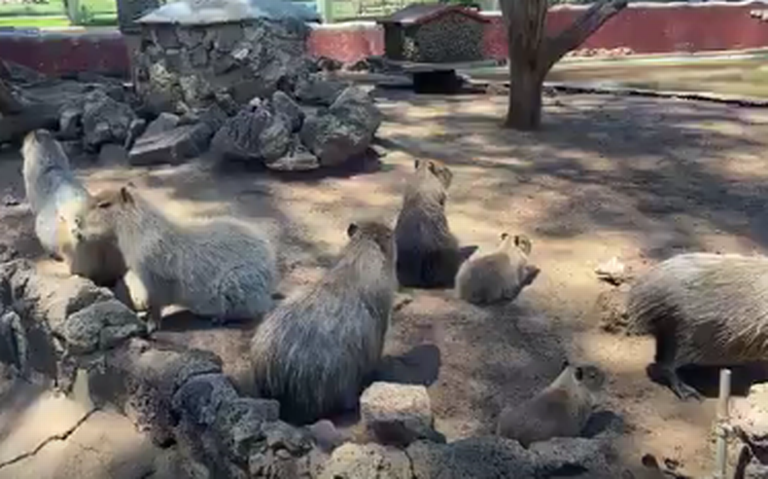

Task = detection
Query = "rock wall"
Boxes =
[134,19,311,114]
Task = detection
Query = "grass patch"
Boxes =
[0,15,69,27]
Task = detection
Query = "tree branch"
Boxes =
[541,0,628,73]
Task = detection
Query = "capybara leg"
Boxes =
[146,303,163,335]
[665,366,702,402]
[651,334,702,401]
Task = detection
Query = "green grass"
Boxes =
[0,15,69,27]
[0,0,117,27]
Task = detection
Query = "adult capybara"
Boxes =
[394,159,460,288]
[250,221,397,424]
[627,253,768,400]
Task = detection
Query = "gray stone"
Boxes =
[271,90,304,132]
[744,461,768,479]
[177,26,206,48]
[300,86,382,167]
[24,273,114,332]
[81,90,137,151]
[263,420,313,455]
[308,419,346,453]
[294,73,348,106]
[179,74,215,106]
[213,397,281,464]
[265,139,319,172]
[152,25,180,49]
[59,107,83,140]
[211,106,291,163]
[213,23,245,52]
[360,381,441,447]
[129,124,212,165]
[124,118,147,150]
[59,299,145,354]
[0,310,27,374]
[407,437,534,479]
[406,436,615,479]
[92,338,223,445]
[320,443,412,479]
[188,44,209,68]
[172,373,239,428]
[144,112,181,137]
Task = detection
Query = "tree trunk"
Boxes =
[501,0,627,130]
[505,60,543,130]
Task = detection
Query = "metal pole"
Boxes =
[714,368,732,479]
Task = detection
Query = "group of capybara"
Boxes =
[20,127,768,450]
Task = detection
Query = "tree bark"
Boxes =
[502,0,627,130]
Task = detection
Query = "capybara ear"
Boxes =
[562,359,569,370]
[347,222,359,238]
[500,232,509,241]
[119,186,134,205]
[414,159,421,170]
[574,366,584,381]
[428,160,436,175]
[514,235,532,255]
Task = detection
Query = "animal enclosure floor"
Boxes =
[3,91,768,477]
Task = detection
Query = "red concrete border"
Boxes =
[2,2,768,77]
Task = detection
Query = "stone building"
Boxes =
[379,4,489,64]
[133,0,321,113]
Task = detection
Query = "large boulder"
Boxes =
[211,105,291,164]
[81,90,137,151]
[294,73,349,107]
[300,86,381,167]
[271,90,305,132]
[359,381,443,447]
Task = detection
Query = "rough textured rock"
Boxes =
[320,443,412,479]
[308,419,346,453]
[135,18,313,112]
[129,123,214,165]
[98,143,129,165]
[0,309,27,374]
[271,90,304,132]
[58,107,83,140]
[211,106,291,163]
[407,436,615,479]
[294,73,348,106]
[58,299,146,354]
[144,112,181,136]
[90,338,223,445]
[360,381,442,447]
[265,138,319,171]
[213,397,281,465]
[300,86,382,167]
[81,90,137,151]
[124,118,148,150]
[173,373,239,428]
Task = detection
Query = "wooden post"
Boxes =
[714,368,732,479]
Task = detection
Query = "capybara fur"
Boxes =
[455,233,539,305]
[22,129,125,286]
[79,185,277,332]
[627,253,768,400]
[497,361,605,447]
[394,159,460,288]
[250,221,397,424]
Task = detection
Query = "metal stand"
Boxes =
[714,368,732,479]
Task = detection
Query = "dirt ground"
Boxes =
[3,89,768,477]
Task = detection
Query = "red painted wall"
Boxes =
[0,30,129,77]
[2,2,768,77]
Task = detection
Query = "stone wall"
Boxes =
[134,19,311,114]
